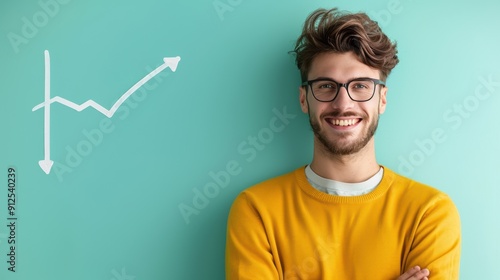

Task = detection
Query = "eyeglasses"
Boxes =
[302,77,385,102]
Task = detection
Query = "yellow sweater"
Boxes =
[226,166,460,279]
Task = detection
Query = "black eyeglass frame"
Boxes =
[301,77,386,102]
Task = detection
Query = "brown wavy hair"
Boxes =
[293,8,399,82]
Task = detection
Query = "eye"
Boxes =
[351,82,369,89]
[315,81,337,90]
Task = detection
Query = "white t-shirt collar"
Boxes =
[305,165,384,196]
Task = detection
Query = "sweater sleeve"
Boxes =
[225,192,280,280]
[404,194,461,279]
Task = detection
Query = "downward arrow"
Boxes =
[39,159,54,174]
[40,50,53,174]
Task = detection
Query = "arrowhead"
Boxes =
[163,56,181,72]
[39,160,54,174]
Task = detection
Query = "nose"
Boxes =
[331,86,354,110]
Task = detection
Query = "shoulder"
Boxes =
[246,167,302,192]
[230,166,304,207]
[384,167,459,214]
[385,167,438,194]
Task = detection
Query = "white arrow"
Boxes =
[32,55,181,116]
[33,50,181,174]
[39,50,53,174]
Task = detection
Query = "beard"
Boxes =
[308,110,379,156]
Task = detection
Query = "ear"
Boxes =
[378,86,388,114]
[299,86,309,113]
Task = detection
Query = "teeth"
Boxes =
[333,119,357,126]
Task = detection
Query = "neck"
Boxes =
[309,137,380,183]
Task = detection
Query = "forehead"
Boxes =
[308,52,380,81]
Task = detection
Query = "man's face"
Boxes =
[299,51,387,156]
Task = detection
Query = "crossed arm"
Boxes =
[398,266,430,280]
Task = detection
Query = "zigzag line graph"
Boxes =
[32,50,181,174]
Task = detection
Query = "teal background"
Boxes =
[0,0,498,279]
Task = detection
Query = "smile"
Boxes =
[327,118,361,127]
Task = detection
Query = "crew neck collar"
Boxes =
[305,165,384,196]
[294,166,394,204]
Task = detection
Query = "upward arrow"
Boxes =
[163,56,180,72]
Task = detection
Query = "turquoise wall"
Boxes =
[1,0,498,279]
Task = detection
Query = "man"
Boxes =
[226,8,461,280]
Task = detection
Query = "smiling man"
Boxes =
[226,8,461,280]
